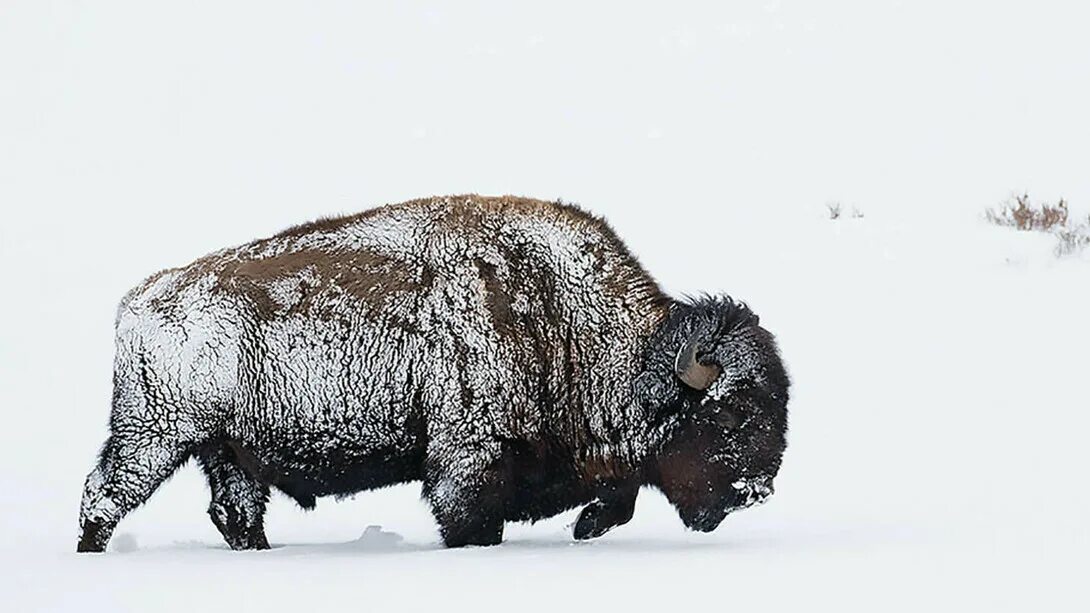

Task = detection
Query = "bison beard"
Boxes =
[77,194,789,551]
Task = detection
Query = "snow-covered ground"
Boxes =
[2,2,1088,611]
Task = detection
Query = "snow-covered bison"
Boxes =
[77,195,790,552]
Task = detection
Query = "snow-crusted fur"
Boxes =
[77,194,790,551]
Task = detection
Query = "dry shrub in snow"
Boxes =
[986,193,1068,231]
[826,203,863,221]
[986,193,1088,257]
[1055,217,1090,257]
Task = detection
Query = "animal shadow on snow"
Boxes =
[271,532,725,557]
[135,526,732,556]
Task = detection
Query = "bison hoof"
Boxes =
[76,541,106,553]
[77,522,110,553]
[444,536,502,548]
[441,522,504,548]
[226,535,270,551]
[573,504,609,540]
[573,500,630,541]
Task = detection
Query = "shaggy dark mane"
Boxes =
[679,294,760,335]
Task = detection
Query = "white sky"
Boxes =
[2,2,1087,239]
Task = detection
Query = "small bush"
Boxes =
[1055,215,1090,257]
[826,203,863,221]
[986,193,1088,257]
[986,193,1068,231]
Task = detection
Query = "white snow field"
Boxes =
[2,1,1088,611]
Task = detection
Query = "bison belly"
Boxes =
[227,321,427,505]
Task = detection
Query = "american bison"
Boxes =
[78,194,789,552]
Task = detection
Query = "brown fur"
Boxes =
[231,248,427,314]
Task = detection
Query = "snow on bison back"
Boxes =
[77,194,790,552]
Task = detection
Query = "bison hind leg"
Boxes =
[78,435,191,552]
[197,445,271,551]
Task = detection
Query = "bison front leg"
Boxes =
[573,484,638,541]
[197,445,270,551]
[423,441,509,548]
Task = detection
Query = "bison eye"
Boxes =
[711,405,743,429]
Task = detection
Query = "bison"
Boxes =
[77,194,789,552]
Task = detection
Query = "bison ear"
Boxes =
[674,338,721,390]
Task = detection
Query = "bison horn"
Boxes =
[674,340,721,390]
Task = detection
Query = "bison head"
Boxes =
[642,296,790,532]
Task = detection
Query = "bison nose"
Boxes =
[752,475,774,499]
[759,477,774,497]
[732,475,775,506]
